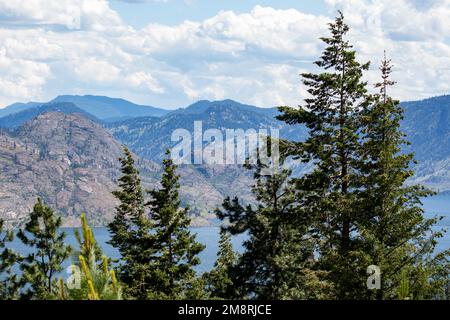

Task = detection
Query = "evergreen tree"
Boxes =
[217,159,330,299]
[108,147,156,299]
[63,214,122,300]
[358,54,450,299]
[203,229,237,299]
[277,11,372,299]
[145,150,205,299]
[16,198,71,299]
[0,219,21,299]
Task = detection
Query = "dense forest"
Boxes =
[0,12,449,300]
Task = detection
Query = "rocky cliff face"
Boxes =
[0,111,234,227]
[0,112,159,227]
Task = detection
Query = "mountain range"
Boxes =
[0,95,169,122]
[1,94,450,226]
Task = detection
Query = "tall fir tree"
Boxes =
[217,158,330,299]
[277,11,372,298]
[0,219,22,299]
[16,198,71,299]
[358,54,450,299]
[203,229,237,299]
[145,150,205,299]
[108,147,157,299]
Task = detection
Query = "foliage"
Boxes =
[277,11,372,298]
[217,158,331,299]
[357,54,450,299]
[16,198,71,299]
[0,219,21,299]
[277,12,449,299]
[108,146,156,299]
[62,214,122,300]
[203,229,237,299]
[145,150,205,299]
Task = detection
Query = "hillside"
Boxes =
[106,99,308,211]
[106,96,450,194]
[3,95,450,227]
[107,99,307,163]
[401,95,450,190]
[0,112,159,227]
[0,111,244,227]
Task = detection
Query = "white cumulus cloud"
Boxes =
[0,0,449,108]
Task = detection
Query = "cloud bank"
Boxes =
[0,0,449,108]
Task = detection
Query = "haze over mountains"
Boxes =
[0,102,101,129]
[107,99,307,163]
[0,95,170,122]
[401,95,450,190]
[1,94,450,226]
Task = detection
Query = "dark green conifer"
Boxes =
[358,54,449,299]
[277,11,371,298]
[146,150,205,299]
[217,158,328,299]
[17,198,71,299]
[0,219,21,299]
[203,229,237,299]
[108,147,156,299]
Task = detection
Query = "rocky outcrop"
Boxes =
[0,112,159,227]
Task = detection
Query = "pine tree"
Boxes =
[108,147,156,299]
[145,150,205,299]
[0,219,21,299]
[397,271,410,300]
[358,54,450,299]
[16,198,71,299]
[203,229,237,299]
[277,11,372,299]
[216,159,329,299]
[63,214,122,300]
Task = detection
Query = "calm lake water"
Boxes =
[5,194,449,274]
[7,226,247,274]
[421,193,450,254]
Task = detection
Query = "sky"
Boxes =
[0,0,449,109]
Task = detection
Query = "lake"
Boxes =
[7,226,247,275]
[5,193,449,274]
[421,193,450,253]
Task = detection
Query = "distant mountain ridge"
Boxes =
[50,95,170,121]
[105,94,450,193]
[0,102,101,129]
[107,99,306,163]
[0,102,43,118]
[175,99,279,117]
[0,95,170,121]
[0,111,253,227]
[3,94,450,227]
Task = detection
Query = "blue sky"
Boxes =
[110,0,329,28]
[0,0,449,109]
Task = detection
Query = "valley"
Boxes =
[1,94,450,227]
